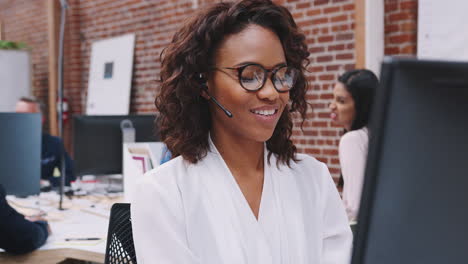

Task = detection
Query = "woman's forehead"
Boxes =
[333,82,350,95]
[214,24,286,67]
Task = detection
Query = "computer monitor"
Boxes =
[0,113,41,196]
[73,115,158,176]
[352,58,468,264]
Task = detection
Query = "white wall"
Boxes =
[418,0,468,61]
[365,0,384,76]
[0,50,31,112]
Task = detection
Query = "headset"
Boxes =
[197,73,233,118]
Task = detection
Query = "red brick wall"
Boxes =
[0,0,418,180]
[63,0,83,116]
[281,0,356,178]
[384,0,418,56]
[71,0,196,115]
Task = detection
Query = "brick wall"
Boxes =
[0,0,418,180]
[384,0,418,56]
[281,0,356,178]
[71,0,196,115]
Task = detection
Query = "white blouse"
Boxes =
[131,139,352,263]
[339,127,369,222]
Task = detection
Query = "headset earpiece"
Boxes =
[196,73,207,88]
[195,73,233,118]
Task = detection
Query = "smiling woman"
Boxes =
[206,24,292,150]
[131,1,353,263]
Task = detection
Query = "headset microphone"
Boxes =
[198,74,233,118]
[207,94,233,118]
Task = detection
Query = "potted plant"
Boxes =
[0,40,28,50]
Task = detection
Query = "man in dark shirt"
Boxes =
[15,97,75,187]
[41,133,75,187]
[0,184,49,254]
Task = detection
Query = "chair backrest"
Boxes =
[105,203,137,264]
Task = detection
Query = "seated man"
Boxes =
[0,184,50,254]
[15,97,75,187]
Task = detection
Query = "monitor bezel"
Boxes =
[72,114,158,176]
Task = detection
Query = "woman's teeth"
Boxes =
[251,109,276,116]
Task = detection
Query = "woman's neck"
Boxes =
[210,130,264,179]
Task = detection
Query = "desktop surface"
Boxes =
[5,190,121,254]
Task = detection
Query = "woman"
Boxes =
[132,1,352,263]
[329,69,379,222]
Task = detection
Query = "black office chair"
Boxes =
[104,203,137,264]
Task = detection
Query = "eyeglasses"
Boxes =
[213,63,299,92]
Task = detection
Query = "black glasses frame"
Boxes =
[213,63,297,92]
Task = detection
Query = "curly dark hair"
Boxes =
[156,0,310,165]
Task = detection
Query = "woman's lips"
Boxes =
[330,112,337,120]
[250,108,280,125]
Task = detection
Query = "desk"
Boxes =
[0,248,104,264]
[5,192,123,263]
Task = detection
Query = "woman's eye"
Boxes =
[241,76,255,82]
[241,72,262,83]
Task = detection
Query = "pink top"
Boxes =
[339,127,369,222]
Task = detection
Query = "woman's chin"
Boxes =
[247,129,276,143]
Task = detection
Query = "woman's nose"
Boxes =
[257,78,279,101]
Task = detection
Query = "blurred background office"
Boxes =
[15,97,76,188]
[2,1,468,262]
[0,0,418,185]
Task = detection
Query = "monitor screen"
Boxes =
[352,58,468,264]
[0,113,41,196]
[73,115,158,176]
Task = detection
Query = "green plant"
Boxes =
[0,40,28,50]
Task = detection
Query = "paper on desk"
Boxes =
[8,192,111,254]
[41,204,109,254]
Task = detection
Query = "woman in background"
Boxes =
[131,0,352,263]
[329,69,379,222]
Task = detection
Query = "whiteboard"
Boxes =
[418,0,468,61]
[0,50,31,112]
[86,34,135,115]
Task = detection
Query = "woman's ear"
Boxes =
[201,89,210,100]
[197,73,211,100]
